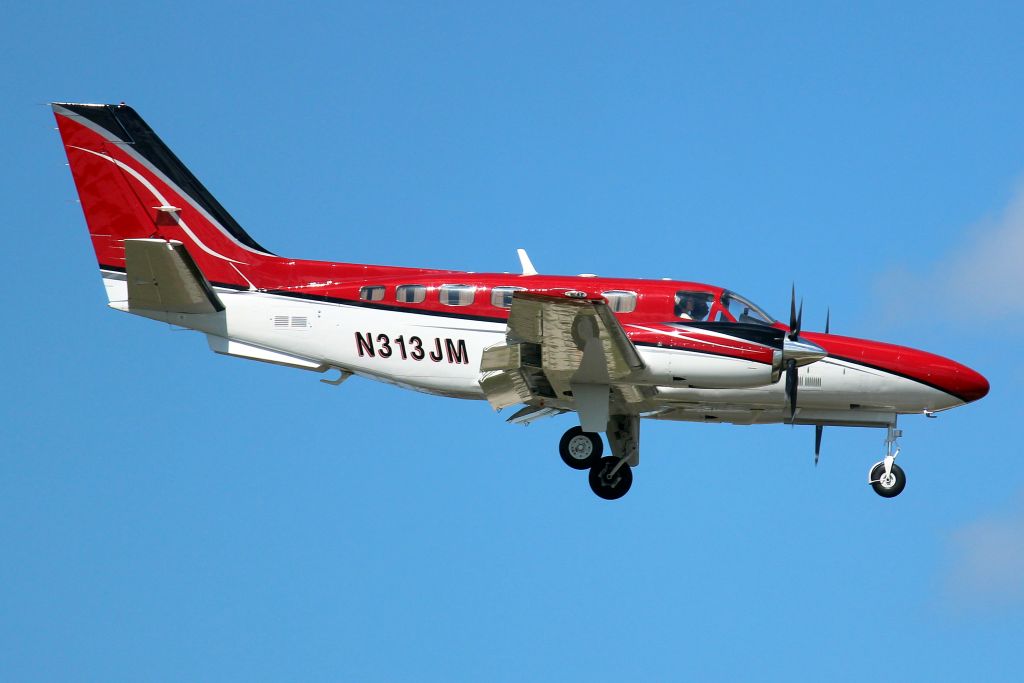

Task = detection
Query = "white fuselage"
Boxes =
[103,272,963,426]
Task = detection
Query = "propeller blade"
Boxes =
[785,359,798,421]
[814,425,823,465]
[825,308,830,335]
[788,285,798,341]
[788,285,804,341]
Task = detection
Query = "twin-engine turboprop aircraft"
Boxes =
[52,102,989,500]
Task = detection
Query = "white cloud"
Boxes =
[943,494,1024,611]
[876,182,1024,321]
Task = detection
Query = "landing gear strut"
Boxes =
[868,423,907,498]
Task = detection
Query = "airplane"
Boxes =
[51,102,990,500]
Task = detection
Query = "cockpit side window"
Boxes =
[719,290,775,325]
[675,291,713,321]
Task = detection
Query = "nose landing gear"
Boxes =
[868,423,907,498]
[869,461,906,497]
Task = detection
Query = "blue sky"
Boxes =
[2,1,1022,680]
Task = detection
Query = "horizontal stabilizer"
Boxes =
[125,239,224,314]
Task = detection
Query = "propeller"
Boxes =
[784,285,804,420]
[824,307,830,335]
[782,288,829,465]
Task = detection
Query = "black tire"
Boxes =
[588,456,633,500]
[558,427,603,470]
[869,462,906,498]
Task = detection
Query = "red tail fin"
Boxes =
[53,103,273,288]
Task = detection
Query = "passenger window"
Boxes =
[602,290,637,313]
[396,285,426,303]
[439,284,475,306]
[675,291,713,321]
[491,286,526,308]
[360,286,385,302]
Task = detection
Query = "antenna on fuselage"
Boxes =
[517,248,538,276]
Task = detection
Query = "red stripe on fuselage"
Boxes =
[627,323,776,365]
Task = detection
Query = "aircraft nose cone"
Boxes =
[782,337,827,367]
[927,358,989,405]
[953,364,989,403]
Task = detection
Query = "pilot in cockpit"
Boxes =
[675,293,710,321]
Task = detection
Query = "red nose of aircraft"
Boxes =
[802,332,989,407]
[933,359,990,403]
[882,346,989,405]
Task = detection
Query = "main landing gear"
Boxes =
[558,416,639,500]
[868,423,907,498]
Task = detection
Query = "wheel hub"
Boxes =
[568,436,593,460]
[598,463,621,487]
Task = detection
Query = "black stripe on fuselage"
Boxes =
[106,267,507,323]
[670,321,786,349]
[264,289,509,324]
[102,265,502,322]
[100,264,776,353]
[826,354,966,404]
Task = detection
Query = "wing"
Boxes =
[480,292,649,431]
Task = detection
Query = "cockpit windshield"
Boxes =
[719,290,775,326]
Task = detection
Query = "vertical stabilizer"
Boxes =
[52,103,274,292]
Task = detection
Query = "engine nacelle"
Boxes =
[637,344,781,389]
[626,324,783,389]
